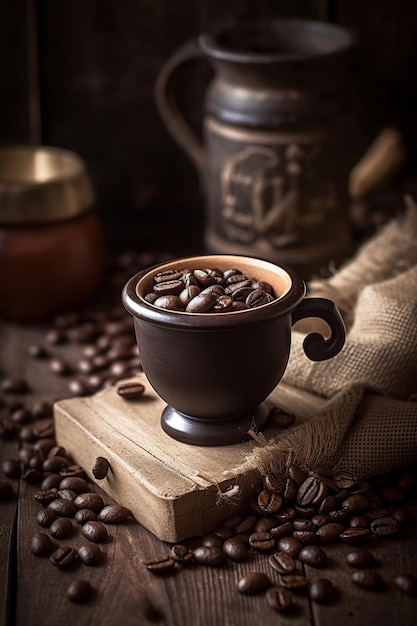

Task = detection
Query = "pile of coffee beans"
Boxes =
[143,267,277,313]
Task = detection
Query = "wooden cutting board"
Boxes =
[54,372,325,543]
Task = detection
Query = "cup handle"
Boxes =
[291,297,346,361]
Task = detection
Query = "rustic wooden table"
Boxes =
[1,259,416,626]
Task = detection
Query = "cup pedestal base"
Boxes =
[161,402,271,446]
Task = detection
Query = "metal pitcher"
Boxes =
[156,18,361,276]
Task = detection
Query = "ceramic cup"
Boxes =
[122,255,345,446]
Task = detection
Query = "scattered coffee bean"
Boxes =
[50,517,73,539]
[192,546,225,567]
[145,556,176,574]
[351,570,383,591]
[34,489,59,506]
[249,531,276,553]
[47,499,78,517]
[59,476,89,493]
[277,537,303,558]
[116,382,145,399]
[78,543,102,566]
[393,573,417,596]
[370,516,400,537]
[170,544,193,565]
[92,456,110,479]
[2,458,21,479]
[265,586,292,611]
[299,545,327,568]
[222,537,249,562]
[98,504,130,524]
[67,579,92,603]
[74,492,105,512]
[280,574,309,590]
[237,572,271,595]
[50,546,78,569]
[81,521,108,543]
[31,532,55,556]
[268,551,296,574]
[75,509,98,525]
[36,508,57,528]
[309,578,335,603]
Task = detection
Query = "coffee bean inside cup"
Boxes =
[143,267,277,313]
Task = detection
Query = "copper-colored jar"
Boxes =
[0,145,106,322]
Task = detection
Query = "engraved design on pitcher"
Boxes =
[220,142,337,247]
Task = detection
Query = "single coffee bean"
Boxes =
[341,494,370,514]
[280,574,309,590]
[345,548,376,569]
[75,509,98,524]
[222,537,249,562]
[299,545,328,568]
[48,445,66,458]
[309,578,335,603]
[293,519,316,532]
[59,476,89,493]
[270,522,294,540]
[50,517,73,539]
[275,507,296,524]
[334,473,357,490]
[265,586,292,611]
[1,378,30,393]
[349,515,370,529]
[277,536,303,558]
[268,551,296,574]
[351,570,383,591]
[257,489,282,514]
[47,499,78,517]
[42,455,69,473]
[116,382,145,399]
[40,473,61,490]
[50,546,78,569]
[255,517,276,533]
[154,269,183,283]
[370,516,400,537]
[319,495,337,514]
[2,458,21,479]
[292,530,319,545]
[201,534,223,549]
[316,523,346,545]
[36,508,57,528]
[92,456,110,479]
[78,543,102,566]
[34,489,59,506]
[235,515,257,535]
[146,556,176,574]
[67,579,92,603]
[311,514,331,528]
[249,531,276,553]
[339,528,370,544]
[56,489,78,502]
[264,473,285,494]
[81,521,108,543]
[98,504,130,524]
[394,573,417,596]
[31,532,55,556]
[74,492,105,512]
[192,546,225,567]
[186,292,218,313]
[170,544,193,565]
[237,572,271,595]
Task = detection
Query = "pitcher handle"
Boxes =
[155,40,206,176]
[292,298,346,361]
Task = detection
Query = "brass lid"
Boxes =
[0,145,95,224]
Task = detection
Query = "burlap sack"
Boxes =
[242,197,417,480]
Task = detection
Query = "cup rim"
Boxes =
[122,254,306,329]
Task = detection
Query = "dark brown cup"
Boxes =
[122,255,345,446]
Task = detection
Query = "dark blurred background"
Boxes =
[1,0,417,255]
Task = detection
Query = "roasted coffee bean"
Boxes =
[341,494,369,514]
[212,295,234,312]
[67,579,92,603]
[42,455,69,473]
[277,537,303,558]
[0,419,18,440]
[309,578,335,603]
[59,476,89,493]
[34,489,59,506]
[116,381,145,399]
[370,516,399,537]
[255,516,276,533]
[351,570,383,591]
[194,268,222,287]
[365,508,389,520]
[311,514,331,528]
[36,508,57,528]
[1,378,30,393]
[33,438,55,455]
[316,523,345,545]
[74,492,104,512]
[222,513,245,530]
[48,445,66,458]
[345,548,376,569]
[201,534,223,549]
[31,532,55,556]
[75,509,98,524]
[22,468,42,483]
[270,522,294,540]
[154,269,183,283]
[297,476,327,506]
[339,528,370,544]
[294,503,316,518]
[246,289,274,308]
[328,509,350,523]
[50,517,73,539]
[334,473,358,490]
[68,378,90,396]
[170,544,193,565]
[41,474,62,490]
[265,586,292,611]
[269,408,296,429]
[391,508,413,526]
[293,519,316,532]
[28,344,49,359]
[47,499,78,517]
[349,515,370,529]
[186,292,218,313]
[293,530,319,545]
[50,547,78,569]
[235,515,257,535]
[2,458,21,478]
[92,456,110,479]
[237,572,271,595]
[268,551,296,574]
[275,506,296,523]
[81,521,108,543]
[280,574,309,590]
[49,358,71,376]
[56,488,78,502]
[319,496,337,514]
[192,546,225,566]
[98,504,130,524]
[299,545,328,568]
[264,473,284,494]
[222,537,249,562]
[59,465,86,478]
[213,527,233,541]
[11,408,32,425]
[394,573,417,596]
[258,489,282,514]
[78,543,103,566]
[249,531,276,553]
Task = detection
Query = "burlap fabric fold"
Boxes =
[241,197,417,480]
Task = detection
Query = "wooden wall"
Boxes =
[1,0,417,253]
